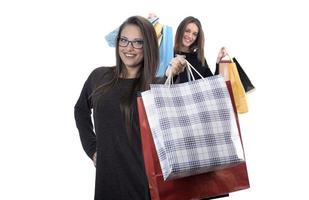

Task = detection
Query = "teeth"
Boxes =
[183,38,191,43]
[125,53,134,57]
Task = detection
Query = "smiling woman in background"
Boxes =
[166,16,227,83]
[166,16,230,200]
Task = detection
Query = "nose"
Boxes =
[184,32,192,40]
[188,32,195,39]
[126,41,135,50]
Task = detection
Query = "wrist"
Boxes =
[165,64,172,77]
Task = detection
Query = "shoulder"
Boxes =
[86,66,115,87]
[88,66,115,80]
[91,66,115,76]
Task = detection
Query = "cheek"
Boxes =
[137,50,144,59]
[137,54,144,63]
[118,48,126,59]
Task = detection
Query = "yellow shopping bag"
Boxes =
[219,59,248,113]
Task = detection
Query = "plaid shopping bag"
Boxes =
[137,81,250,199]
[141,72,245,180]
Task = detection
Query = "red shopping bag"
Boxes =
[137,81,250,200]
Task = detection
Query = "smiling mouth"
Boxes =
[183,37,191,43]
[124,53,135,58]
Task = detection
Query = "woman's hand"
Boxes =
[92,152,97,167]
[216,47,228,64]
[165,55,186,77]
[147,13,157,19]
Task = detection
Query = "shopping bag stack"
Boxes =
[137,65,250,199]
[141,61,245,181]
[216,55,255,113]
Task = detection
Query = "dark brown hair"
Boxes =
[115,16,159,90]
[92,16,159,137]
[174,16,205,65]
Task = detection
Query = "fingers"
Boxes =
[165,57,186,77]
[217,47,229,63]
[178,57,187,66]
[221,47,227,57]
[165,64,178,77]
[147,13,157,19]
[165,64,173,77]
[174,56,186,66]
[176,60,186,73]
[175,54,186,58]
[93,152,97,167]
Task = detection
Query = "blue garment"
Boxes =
[105,17,159,47]
[105,18,173,78]
[157,25,173,77]
[105,28,119,47]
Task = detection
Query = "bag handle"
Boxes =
[219,53,233,63]
[185,59,205,81]
[164,59,204,85]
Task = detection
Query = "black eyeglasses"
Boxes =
[118,37,144,49]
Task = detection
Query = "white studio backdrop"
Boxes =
[0,0,308,199]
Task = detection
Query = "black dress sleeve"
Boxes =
[214,63,219,75]
[202,58,213,77]
[74,70,97,159]
[155,76,168,84]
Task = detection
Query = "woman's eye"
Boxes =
[120,38,127,42]
[134,40,143,45]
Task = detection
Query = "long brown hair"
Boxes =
[93,16,159,136]
[115,16,159,91]
[174,16,205,65]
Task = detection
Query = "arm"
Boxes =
[74,70,97,160]
[165,55,186,77]
[215,47,228,75]
[215,62,219,75]
[203,58,214,77]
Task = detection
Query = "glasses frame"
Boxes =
[118,37,144,49]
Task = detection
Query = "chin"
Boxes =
[124,63,141,69]
[182,44,191,49]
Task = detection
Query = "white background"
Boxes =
[1,0,308,199]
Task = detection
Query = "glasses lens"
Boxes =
[118,38,143,49]
[132,40,143,49]
[118,38,129,47]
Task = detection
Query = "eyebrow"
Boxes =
[185,29,198,35]
[120,36,143,41]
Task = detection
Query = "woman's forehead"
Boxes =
[120,24,143,39]
[186,23,199,32]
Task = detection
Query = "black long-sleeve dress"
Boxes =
[74,67,150,200]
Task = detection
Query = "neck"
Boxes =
[121,66,140,78]
[180,46,190,53]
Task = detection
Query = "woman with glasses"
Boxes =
[74,16,184,200]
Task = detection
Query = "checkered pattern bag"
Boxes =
[141,61,245,181]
